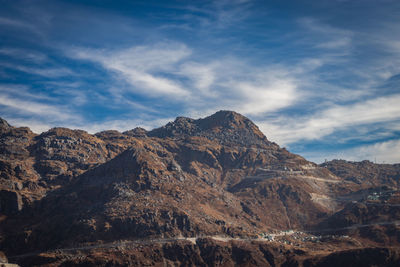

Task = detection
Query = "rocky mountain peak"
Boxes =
[148,110,269,146]
[39,127,90,139]
[123,127,148,137]
[197,110,263,134]
[0,118,11,133]
[147,117,197,138]
[199,110,249,127]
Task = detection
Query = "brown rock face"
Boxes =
[148,110,269,147]
[0,111,399,266]
[0,118,11,134]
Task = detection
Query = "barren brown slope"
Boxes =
[1,112,340,248]
[1,111,399,266]
[321,159,400,187]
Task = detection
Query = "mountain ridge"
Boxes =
[1,111,399,266]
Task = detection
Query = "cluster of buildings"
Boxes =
[259,230,350,246]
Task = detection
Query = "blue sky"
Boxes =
[1,0,400,163]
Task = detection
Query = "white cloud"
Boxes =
[299,17,353,51]
[0,62,73,78]
[5,110,172,135]
[78,117,173,134]
[71,43,191,97]
[0,93,79,123]
[316,37,352,49]
[0,48,47,62]
[6,117,52,134]
[175,0,252,31]
[0,84,54,101]
[0,16,41,35]
[2,101,169,135]
[68,43,302,115]
[226,74,298,115]
[353,139,400,164]
[179,62,216,95]
[304,139,400,164]
[258,94,400,145]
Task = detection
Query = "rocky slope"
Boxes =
[321,159,400,187]
[0,111,399,266]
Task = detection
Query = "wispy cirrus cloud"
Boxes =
[0,16,41,35]
[258,94,400,145]
[0,62,74,78]
[217,67,299,115]
[0,84,54,101]
[0,84,82,132]
[167,0,253,31]
[299,17,353,51]
[0,47,48,62]
[68,42,302,117]
[71,43,191,97]
[0,93,77,121]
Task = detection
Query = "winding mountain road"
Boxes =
[9,220,400,260]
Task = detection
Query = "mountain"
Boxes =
[0,111,399,266]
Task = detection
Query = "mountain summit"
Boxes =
[148,110,269,146]
[0,118,11,134]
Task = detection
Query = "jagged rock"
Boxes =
[123,127,148,137]
[148,110,272,147]
[0,118,11,134]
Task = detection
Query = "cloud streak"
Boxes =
[0,62,74,78]
[68,42,302,116]
[0,47,48,62]
[71,43,191,97]
[258,94,400,145]
[0,93,76,121]
[303,139,400,164]
[0,16,40,34]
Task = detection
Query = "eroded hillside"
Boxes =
[1,111,399,266]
